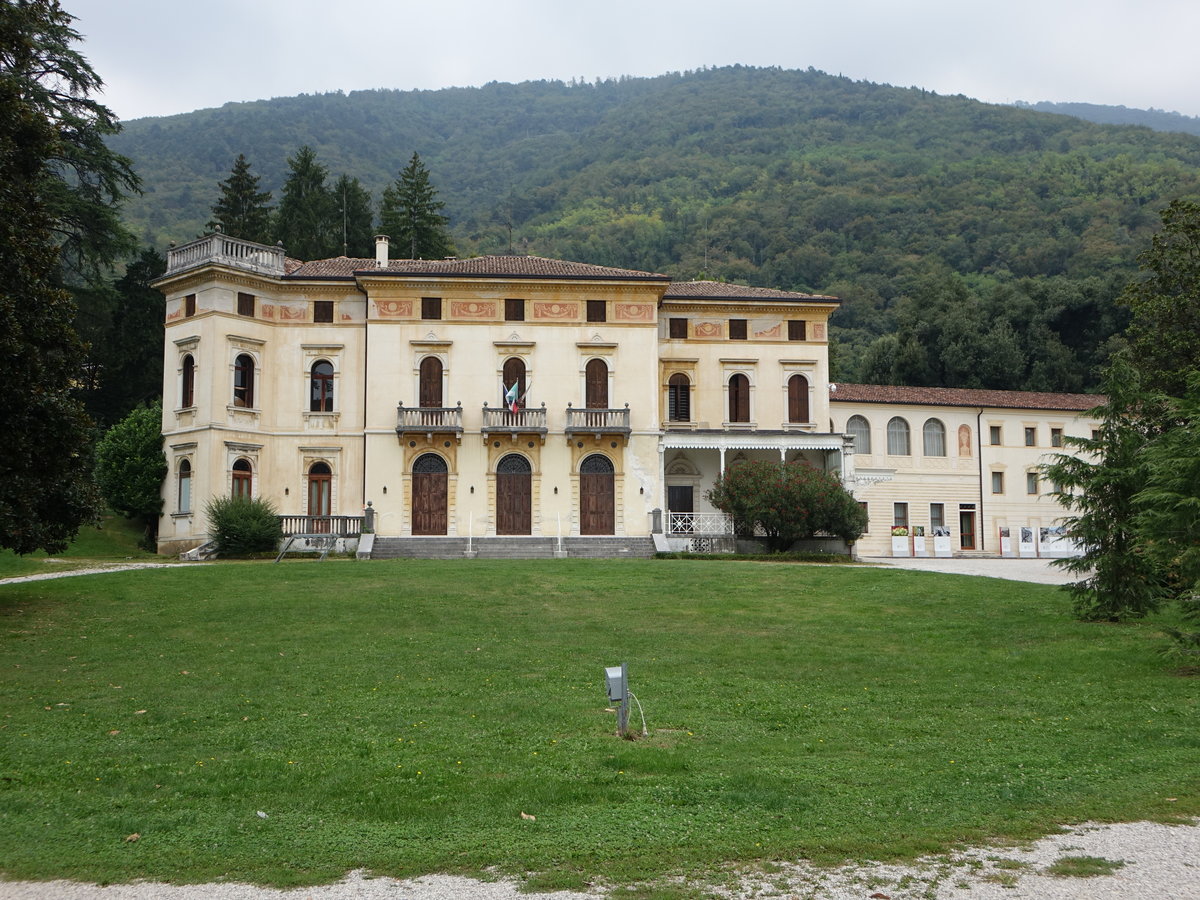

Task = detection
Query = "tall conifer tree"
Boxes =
[332,174,375,257]
[274,146,338,260]
[379,152,455,260]
[208,154,273,243]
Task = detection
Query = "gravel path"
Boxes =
[4,557,1192,898]
[1,819,1196,899]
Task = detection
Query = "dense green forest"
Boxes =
[1017,100,1200,137]
[108,66,1200,390]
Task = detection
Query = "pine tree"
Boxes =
[332,174,375,257]
[379,152,455,260]
[208,154,273,243]
[274,146,338,260]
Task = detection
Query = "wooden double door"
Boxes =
[496,454,532,535]
[411,454,448,535]
[579,454,615,535]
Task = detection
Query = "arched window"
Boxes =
[846,415,871,453]
[231,458,253,498]
[502,357,526,409]
[233,353,255,408]
[668,373,691,422]
[923,418,947,456]
[307,461,332,526]
[886,417,911,456]
[585,358,608,409]
[181,354,195,408]
[177,459,192,513]
[728,373,750,423]
[787,374,810,424]
[419,356,443,408]
[310,360,334,412]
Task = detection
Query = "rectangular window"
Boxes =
[1051,427,1063,447]
[858,501,869,532]
[991,471,1005,494]
[989,425,1001,445]
[1024,426,1036,447]
[930,503,945,530]
[184,294,196,317]
[505,298,525,322]
[729,318,748,340]
[669,317,687,339]
[422,297,441,320]
[893,502,909,529]
[237,292,255,317]
[1027,472,1040,494]
[788,320,806,341]
[1092,429,1101,441]
[313,300,334,323]
[587,300,606,323]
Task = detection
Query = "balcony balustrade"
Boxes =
[666,512,734,536]
[564,404,631,437]
[481,403,548,435]
[396,403,464,435]
[166,232,286,277]
[278,515,363,536]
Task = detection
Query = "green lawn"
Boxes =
[0,512,158,579]
[0,559,1196,890]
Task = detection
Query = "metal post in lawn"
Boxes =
[604,662,629,737]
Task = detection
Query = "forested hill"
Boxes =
[1015,100,1200,137]
[109,66,1200,390]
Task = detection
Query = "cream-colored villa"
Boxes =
[155,233,1096,559]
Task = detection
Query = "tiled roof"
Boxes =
[663,280,838,302]
[829,383,1101,412]
[286,255,670,281]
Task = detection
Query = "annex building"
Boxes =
[155,233,1096,559]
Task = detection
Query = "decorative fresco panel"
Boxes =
[614,303,655,322]
[279,305,306,321]
[451,300,496,319]
[812,323,826,340]
[693,321,724,338]
[375,299,414,318]
[533,301,578,320]
[753,321,783,339]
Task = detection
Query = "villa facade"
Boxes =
[155,233,1095,559]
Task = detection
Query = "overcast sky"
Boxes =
[69,0,1200,122]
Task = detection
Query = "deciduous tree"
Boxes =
[707,460,866,552]
[94,402,167,547]
[0,0,135,553]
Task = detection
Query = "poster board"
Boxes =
[932,526,953,558]
[912,526,928,557]
[1018,526,1037,557]
[1038,526,1079,558]
[998,526,1014,558]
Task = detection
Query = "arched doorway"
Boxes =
[308,461,332,532]
[579,454,615,535]
[496,454,532,535]
[411,453,448,535]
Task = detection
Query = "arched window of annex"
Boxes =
[310,360,334,412]
[231,458,253,498]
[668,373,691,422]
[846,415,871,454]
[923,418,947,457]
[886,416,911,456]
[307,461,332,518]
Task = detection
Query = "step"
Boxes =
[369,536,656,560]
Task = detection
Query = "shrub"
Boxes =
[706,460,867,552]
[94,403,167,549]
[204,496,282,556]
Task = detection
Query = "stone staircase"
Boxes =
[369,535,656,560]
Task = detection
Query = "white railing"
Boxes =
[397,405,463,432]
[667,512,734,535]
[166,233,286,276]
